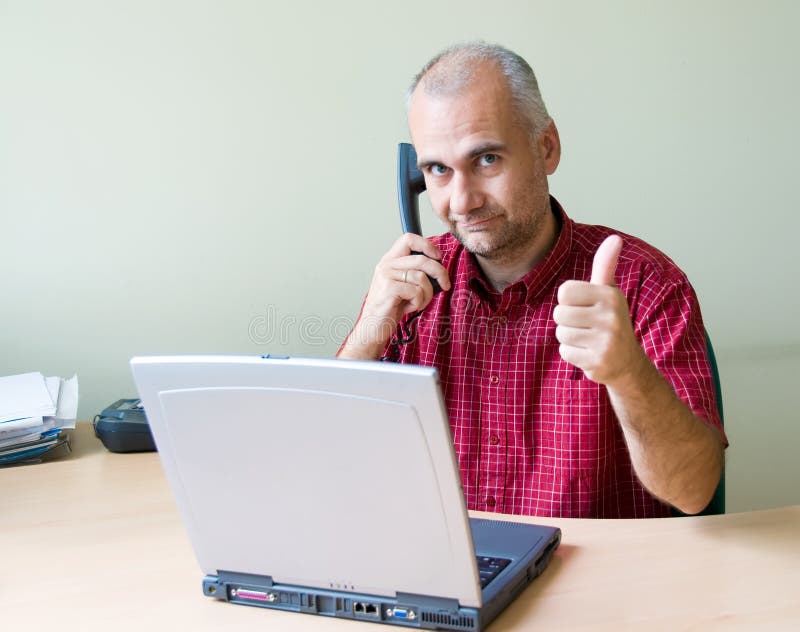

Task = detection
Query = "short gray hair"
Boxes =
[407,41,551,137]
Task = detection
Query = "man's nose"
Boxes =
[449,172,483,216]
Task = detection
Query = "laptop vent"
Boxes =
[479,519,530,529]
[420,611,475,629]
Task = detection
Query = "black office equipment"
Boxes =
[93,399,156,453]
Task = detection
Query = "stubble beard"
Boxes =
[449,192,550,264]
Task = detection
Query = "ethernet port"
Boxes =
[364,604,378,616]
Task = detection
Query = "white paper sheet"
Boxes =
[0,372,56,424]
[53,374,79,424]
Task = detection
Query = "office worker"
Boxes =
[337,42,727,518]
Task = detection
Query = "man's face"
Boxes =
[408,65,560,263]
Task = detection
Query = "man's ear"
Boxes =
[540,119,561,175]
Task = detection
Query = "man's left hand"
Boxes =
[553,235,647,386]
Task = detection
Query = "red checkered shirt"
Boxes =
[383,198,724,518]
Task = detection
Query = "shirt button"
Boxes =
[489,434,500,445]
[489,374,499,384]
[486,496,496,508]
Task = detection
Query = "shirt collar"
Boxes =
[464,196,573,306]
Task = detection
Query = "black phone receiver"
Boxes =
[397,142,442,294]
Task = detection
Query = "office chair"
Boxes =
[672,331,725,516]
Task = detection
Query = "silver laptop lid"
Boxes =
[131,356,482,608]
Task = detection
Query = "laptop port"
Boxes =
[232,588,276,603]
[387,607,417,620]
[352,602,380,617]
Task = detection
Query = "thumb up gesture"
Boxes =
[553,235,644,386]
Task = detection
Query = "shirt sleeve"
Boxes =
[630,272,728,444]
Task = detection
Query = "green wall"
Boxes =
[2,0,798,512]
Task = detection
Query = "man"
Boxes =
[338,42,726,518]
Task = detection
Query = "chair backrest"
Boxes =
[672,331,725,516]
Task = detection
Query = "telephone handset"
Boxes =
[396,142,443,294]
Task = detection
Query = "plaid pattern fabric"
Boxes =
[385,198,724,518]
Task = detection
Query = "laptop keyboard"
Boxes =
[477,555,512,589]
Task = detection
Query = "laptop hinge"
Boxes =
[395,592,461,612]
[217,570,274,587]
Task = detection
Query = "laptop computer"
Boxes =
[130,355,560,631]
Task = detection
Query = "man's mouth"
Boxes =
[457,216,498,230]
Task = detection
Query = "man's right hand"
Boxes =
[337,233,451,360]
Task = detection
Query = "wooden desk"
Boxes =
[2,423,798,630]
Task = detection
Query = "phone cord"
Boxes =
[379,310,424,362]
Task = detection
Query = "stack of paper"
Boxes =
[0,372,79,465]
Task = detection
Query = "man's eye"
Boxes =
[479,153,498,166]
[429,164,449,176]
